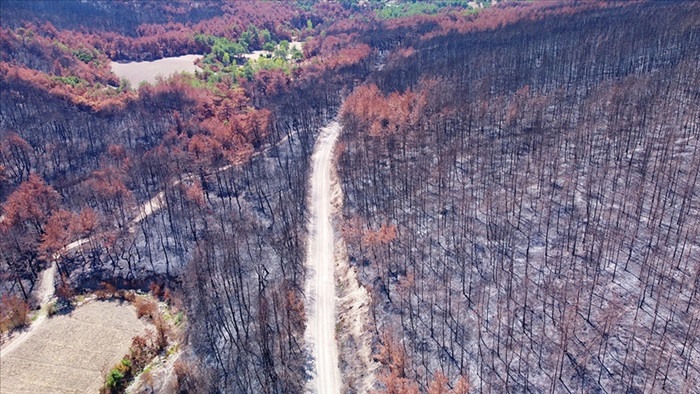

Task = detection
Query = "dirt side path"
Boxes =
[1,262,56,358]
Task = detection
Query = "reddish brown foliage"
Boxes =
[0,61,135,111]
[342,84,426,137]
[2,173,59,233]
[0,25,117,85]
[95,281,118,300]
[134,297,158,320]
[374,331,419,394]
[39,209,77,259]
[0,293,30,333]
[129,334,157,369]
[362,224,398,247]
[148,282,163,299]
[183,182,206,208]
[77,208,98,237]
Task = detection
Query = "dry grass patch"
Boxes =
[0,300,149,394]
[111,55,201,87]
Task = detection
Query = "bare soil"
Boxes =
[305,122,343,394]
[0,300,150,394]
[111,54,201,87]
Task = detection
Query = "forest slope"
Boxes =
[0,3,373,391]
[2,1,698,393]
[339,1,700,392]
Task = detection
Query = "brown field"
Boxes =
[0,300,149,394]
[111,54,201,87]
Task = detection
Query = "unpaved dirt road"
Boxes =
[306,122,342,394]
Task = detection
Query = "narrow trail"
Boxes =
[306,122,342,394]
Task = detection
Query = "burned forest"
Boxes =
[339,2,700,392]
[1,1,699,393]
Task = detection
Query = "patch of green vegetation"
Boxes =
[187,66,238,90]
[375,0,479,19]
[377,2,439,19]
[196,24,276,66]
[256,56,287,71]
[105,369,124,390]
[195,42,301,85]
[463,8,482,16]
[338,0,386,11]
[295,0,316,12]
[104,358,131,393]
[190,23,308,88]
[239,24,272,50]
[73,47,96,63]
[52,75,86,87]
[116,78,131,93]
[196,34,246,66]
[173,311,184,326]
[166,343,179,356]
[274,40,290,59]
[54,40,70,53]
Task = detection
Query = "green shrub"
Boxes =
[104,368,124,392]
[73,48,95,63]
[52,75,84,87]
[102,358,132,393]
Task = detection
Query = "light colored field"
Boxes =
[0,300,149,394]
[111,54,202,87]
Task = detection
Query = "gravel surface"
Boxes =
[305,122,343,394]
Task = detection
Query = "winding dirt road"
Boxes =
[306,122,342,394]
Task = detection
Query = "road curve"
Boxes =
[306,122,342,394]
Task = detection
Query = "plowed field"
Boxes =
[0,300,149,394]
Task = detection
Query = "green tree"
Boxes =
[291,47,304,61]
[275,40,290,59]
[263,42,276,52]
[260,29,272,44]
[242,63,254,80]
[279,40,290,52]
